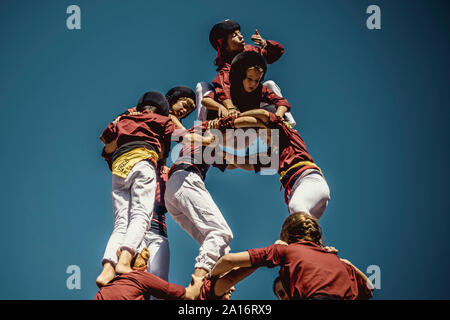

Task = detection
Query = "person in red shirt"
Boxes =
[212,106,330,219]
[96,91,175,288]
[196,20,296,126]
[210,212,374,300]
[202,51,291,121]
[94,248,203,300]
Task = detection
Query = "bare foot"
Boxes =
[115,262,133,275]
[96,263,115,288]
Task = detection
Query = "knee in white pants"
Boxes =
[288,175,331,219]
[263,80,282,96]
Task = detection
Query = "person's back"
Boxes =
[95,270,186,300]
[210,212,373,300]
[113,111,173,159]
[273,241,372,300]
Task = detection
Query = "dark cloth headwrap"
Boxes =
[209,19,241,66]
[165,86,195,106]
[229,51,268,111]
[137,91,170,116]
[209,19,241,50]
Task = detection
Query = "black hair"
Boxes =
[136,91,170,116]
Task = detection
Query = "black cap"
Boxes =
[209,19,241,50]
[137,91,170,116]
[230,51,267,86]
[165,86,195,107]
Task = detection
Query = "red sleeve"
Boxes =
[217,115,236,131]
[198,278,222,300]
[262,40,285,64]
[265,111,283,128]
[352,267,374,300]
[100,106,137,143]
[204,90,215,100]
[100,121,116,144]
[244,41,285,64]
[247,244,285,268]
[212,65,232,102]
[262,86,291,111]
[164,119,175,151]
[172,127,190,143]
[133,271,186,300]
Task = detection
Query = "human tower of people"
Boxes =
[94,19,374,300]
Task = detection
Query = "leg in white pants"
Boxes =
[165,170,233,272]
[196,82,214,122]
[262,80,297,127]
[288,172,331,220]
[144,231,170,281]
[142,230,170,300]
[102,160,156,265]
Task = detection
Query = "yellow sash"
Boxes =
[112,148,159,179]
[279,161,321,182]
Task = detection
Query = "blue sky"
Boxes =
[0,0,449,299]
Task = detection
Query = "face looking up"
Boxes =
[226,29,245,52]
[172,99,194,119]
[242,68,263,93]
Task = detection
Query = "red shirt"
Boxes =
[198,277,223,300]
[265,113,314,175]
[94,271,186,300]
[212,40,285,103]
[171,120,229,177]
[206,84,291,113]
[248,241,373,300]
[101,111,175,163]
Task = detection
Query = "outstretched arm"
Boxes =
[237,109,271,124]
[169,114,186,130]
[213,267,258,297]
[181,132,215,146]
[233,116,267,129]
[210,252,253,278]
[340,259,374,290]
[202,97,230,118]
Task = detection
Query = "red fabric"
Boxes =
[101,111,175,160]
[248,242,373,300]
[266,112,314,175]
[198,277,223,300]
[155,167,168,207]
[171,120,228,173]
[174,121,209,163]
[212,40,285,102]
[206,85,290,112]
[94,270,186,300]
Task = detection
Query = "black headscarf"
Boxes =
[229,51,268,112]
[136,91,170,116]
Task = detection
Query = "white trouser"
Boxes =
[196,82,214,122]
[102,160,156,265]
[262,80,296,127]
[288,171,331,220]
[143,231,170,281]
[138,230,170,300]
[165,170,233,272]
